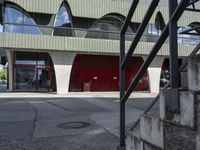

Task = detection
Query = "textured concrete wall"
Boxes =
[164,122,197,150]
[0,32,196,57]
[188,54,200,91]
[164,54,200,150]
[140,114,164,149]
[126,131,142,150]
[5,0,200,26]
[143,142,161,150]
[126,54,200,150]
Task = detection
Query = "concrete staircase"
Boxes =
[126,54,200,150]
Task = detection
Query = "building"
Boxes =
[0,0,199,94]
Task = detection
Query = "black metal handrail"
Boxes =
[130,42,200,131]
[190,42,200,57]
[119,0,193,149]
[121,0,160,69]
[120,0,190,105]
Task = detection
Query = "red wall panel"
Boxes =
[69,54,149,92]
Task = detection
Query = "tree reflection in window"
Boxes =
[4,6,41,34]
[85,14,133,41]
[53,3,74,37]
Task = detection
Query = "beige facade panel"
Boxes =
[5,0,200,26]
[0,32,195,57]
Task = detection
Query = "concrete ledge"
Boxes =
[0,92,157,99]
[188,54,200,91]
[140,114,164,149]
[179,91,195,128]
[160,90,195,128]
[126,130,143,150]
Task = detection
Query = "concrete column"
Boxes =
[49,51,76,95]
[143,56,165,94]
[6,51,14,92]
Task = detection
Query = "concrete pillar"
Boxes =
[6,51,14,92]
[188,54,200,91]
[143,56,165,93]
[49,51,76,95]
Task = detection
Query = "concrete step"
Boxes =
[126,129,143,150]
[140,114,164,149]
[126,125,163,150]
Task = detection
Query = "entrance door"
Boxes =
[36,67,52,92]
[14,52,56,92]
[14,67,36,91]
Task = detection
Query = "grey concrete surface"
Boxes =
[0,97,156,150]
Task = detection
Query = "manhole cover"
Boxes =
[57,122,90,129]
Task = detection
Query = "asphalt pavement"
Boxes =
[0,96,157,150]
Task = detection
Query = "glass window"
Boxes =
[14,68,36,90]
[85,16,133,40]
[5,7,23,24]
[15,52,53,66]
[53,4,73,36]
[148,24,161,35]
[4,6,41,35]
[178,27,200,45]
[55,6,71,27]
[14,52,56,92]
[23,15,42,34]
[15,52,37,65]
[4,24,22,33]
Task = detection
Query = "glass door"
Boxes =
[14,67,36,91]
[36,67,50,92]
[14,52,56,92]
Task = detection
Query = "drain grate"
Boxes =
[57,122,90,129]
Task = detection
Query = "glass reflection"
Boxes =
[5,7,23,24]
[148,24,161,35]
[5,24,23,33]
[53,5,73,36]
[85,16,133,40]
[178,27,200,45]
[5,6,41,34]
[14,68,36,90]
[23,15,41,34]
[14,52,55,92]
[15,52,37,65]
[15,52,52,66]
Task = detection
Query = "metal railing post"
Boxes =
[119,33,126,149]
[166,0,179,112]
[118,0,140,149]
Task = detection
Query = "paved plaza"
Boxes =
[0,94,157,150]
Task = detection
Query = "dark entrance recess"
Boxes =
[69,54,149,92]
[13,52,56,92]
[160,58,183,88]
